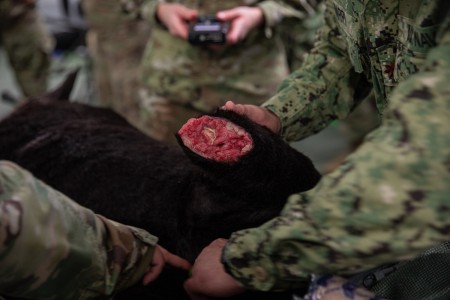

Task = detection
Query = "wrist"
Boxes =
[254,6,265,27]
[155,2,166,24]
[264,108,281,134]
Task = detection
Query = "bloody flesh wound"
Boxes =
[178,115,253,162]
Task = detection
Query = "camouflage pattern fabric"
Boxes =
[280,0,325,72]
[0,0,52,97]
[221,0,450,292]
[337,93,380,150]
[81,0,151,130]
[0,160,157,299]
[124,0,317,142]
[280,0,381,158]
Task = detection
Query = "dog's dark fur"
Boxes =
[0,73,321,299]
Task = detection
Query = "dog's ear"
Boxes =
[42,69,79,102]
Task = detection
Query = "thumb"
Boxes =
[142,246,192,285]
[221,101,245,115]
[142,248,165,285]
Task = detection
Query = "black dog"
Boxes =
[0,72,321,299]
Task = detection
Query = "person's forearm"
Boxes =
[0,161,157,299]
[262,0,367,142]
[222,40,450,291]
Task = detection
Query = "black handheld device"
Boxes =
[188,16,230,45]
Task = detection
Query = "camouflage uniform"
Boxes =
[0,160,157,299]
[221,0,450,293]
[81,0,151,126]
[281,0,380,171]
[127,0,314,142]
[280,0,325,72]
[0,0,52,97]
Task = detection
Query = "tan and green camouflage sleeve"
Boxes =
[0,160,157,299]
[256,0,308,38]
[222,12,450,292]
[0,0,52,97]
[119,0,159,24]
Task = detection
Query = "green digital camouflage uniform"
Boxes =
[81,0,151,127]
[0,0,52,97]
[0,160,157,300]
[280,0,325,72]
[126,0,318,142]
[221,0,450,292]
[281,0,381,171]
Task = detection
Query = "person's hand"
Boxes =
[184,239,246,299]
[216,7,264,45]
[143,245,192,285]
[222,101,281,134]
[156,3,198,40]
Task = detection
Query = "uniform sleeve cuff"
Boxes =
[221,230,277,291]
[261,104,286,137]
[116,226,159,290]
[142,0,162,25]
[256,1,279,38]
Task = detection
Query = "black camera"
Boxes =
[188,16,230,45]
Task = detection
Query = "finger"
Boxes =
[226,24,242,44]
[155,246,191,271]
[221,100,235,110]
[142,264,163,285]
[171,20,190,39]
[216,8,240,22]
[142,250,164,285]
[163,249,192,271]
[221,101,246,116]
[171,8,198,39]
[233,104,247,115]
